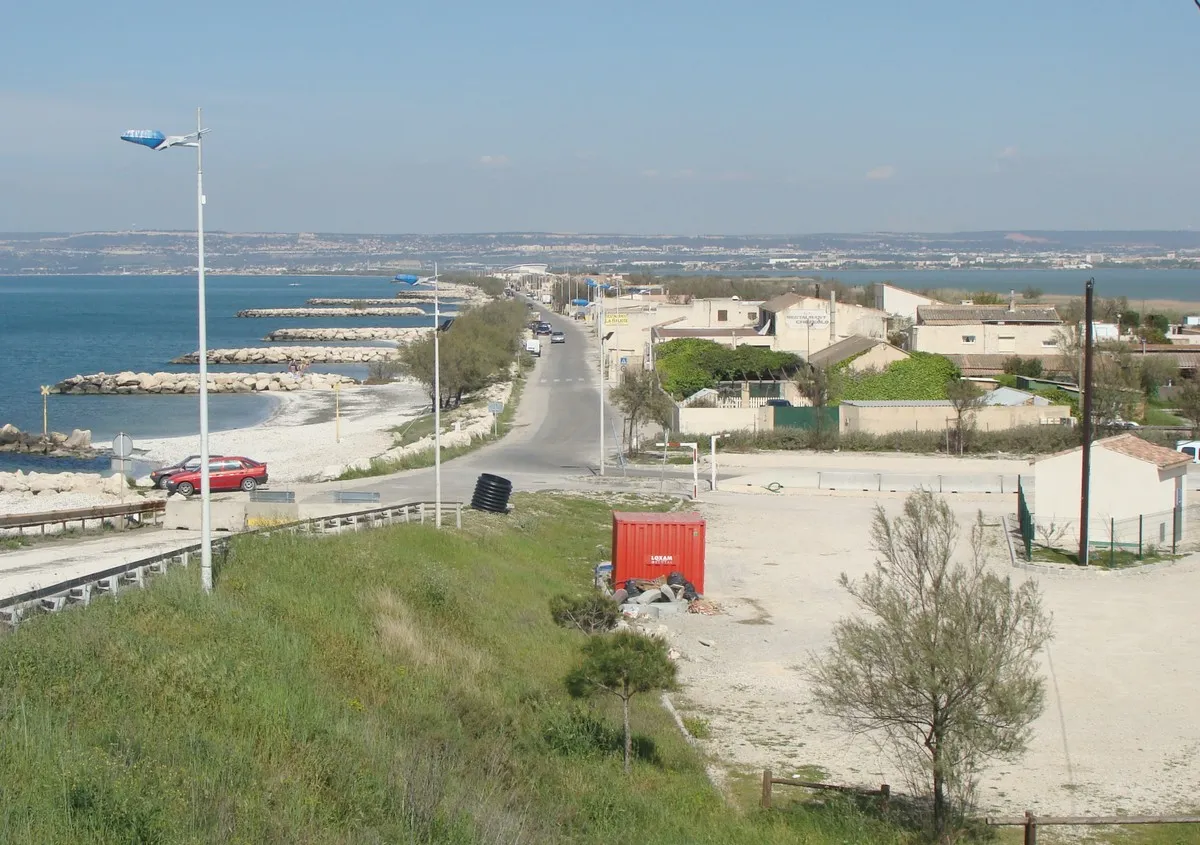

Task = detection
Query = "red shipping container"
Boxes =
[611,511,706,595]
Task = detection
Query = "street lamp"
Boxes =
[122,109,214,593]
[395,264,445,527]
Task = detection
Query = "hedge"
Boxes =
[835,352,960,402]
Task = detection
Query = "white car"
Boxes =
[1177,440,1200,463]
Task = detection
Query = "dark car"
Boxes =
[550,330,566,344]
[165,457,269,496]
[765,398,792,407]
[150,454,209,489]
[535,322,552,336]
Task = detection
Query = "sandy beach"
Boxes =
[132,381,430,484]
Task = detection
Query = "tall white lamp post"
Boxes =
[122,109,214,593]
[395,265,443,527]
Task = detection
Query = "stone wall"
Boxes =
[264,327,430,342]
[51,371,359,395]
[236,307,427,318]
[172,346,399,365]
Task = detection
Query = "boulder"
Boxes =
[63,429,92,450]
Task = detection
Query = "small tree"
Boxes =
[795,364,839,446]
[1021,285,1043,301]
[565,631,678,773]
[611,366,675,454]
[809,490,1053,838]
[1176,380,1200,438]
[944,379,985,454]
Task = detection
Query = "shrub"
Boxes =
[549,593,618,634]
[654,339,802,398]
[836,352,960,402]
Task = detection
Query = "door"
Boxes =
[998,335,1016,353]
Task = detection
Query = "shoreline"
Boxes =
[130,382,429,484]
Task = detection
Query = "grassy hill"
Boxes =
[0,493,913,844]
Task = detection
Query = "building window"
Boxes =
[717,309,728,322]
[962,335,977,344]
[1042,339,1058,347]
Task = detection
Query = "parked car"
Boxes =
[765,398,792,407]
[550,330,566,344]
[535,322,552,336]
[150,454,209,489]
[1177,440,1200,463]
[164,457,268,496]
[524,337,542,357]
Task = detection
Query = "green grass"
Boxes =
[0,492,921,844]
[1143,406,1185,426]
[338,373,528,481]
[1031,544,1179,569]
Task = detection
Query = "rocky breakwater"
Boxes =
[236,307,426,318]
[264,327,431,342]
[305,298,423,307]
[51,371,360,395]
[172,346,400,365]
[0,469,127,497]
[0,424,95,456]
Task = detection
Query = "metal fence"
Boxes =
[1016,497,1200,565]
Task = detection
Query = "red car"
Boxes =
[164,457,268,496]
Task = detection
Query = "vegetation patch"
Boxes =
[654,338,803,399]
[835,352,960,402]
[0,493,925,844]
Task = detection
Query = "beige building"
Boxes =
[873,282,943,322]
[757,293,888,359]
[839,400,1072,435]
[806,335,909,373]
[1032,434,1189,545]
[909,303,1062,358]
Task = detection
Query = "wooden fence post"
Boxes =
[879,783,890,811]
[761,769,772,809]
[1024,810,1037,845]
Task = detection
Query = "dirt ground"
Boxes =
[658,487,1200,816]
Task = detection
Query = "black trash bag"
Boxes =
[624,580,643,598]
[682,581,699,601]
[666,571,686,587]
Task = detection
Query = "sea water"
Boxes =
[0,274,433,472]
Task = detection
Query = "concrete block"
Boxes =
[245,501,300,528]
[655,601,684,616]
[165,497,246,531]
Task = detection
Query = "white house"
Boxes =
[1032,434,1189,546]
[757,292,888,359]
[910,303,1063,358]
[873,282,943,322]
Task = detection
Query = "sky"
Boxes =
[4,0,1200,235]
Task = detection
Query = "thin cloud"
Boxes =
[865,165,896,181]
[997,145,1019,160]
[478,154,510,167]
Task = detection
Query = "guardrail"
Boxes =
[0,500,166,534]
[0,500,464,628]
[760,770,890,810]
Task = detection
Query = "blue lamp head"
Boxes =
[121,129,166,150]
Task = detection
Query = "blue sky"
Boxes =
[4,0,1200,234]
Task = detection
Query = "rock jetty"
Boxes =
[51,371,359,395]
[0,469,127,496]
[263,327,431,342]
[304,298,425,307]
[236,307,426,318]
[0,424,94,456]
[172,346,399,365]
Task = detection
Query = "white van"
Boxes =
[524,337,542,357]
[1177,440,1200,463]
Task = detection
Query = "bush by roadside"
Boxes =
[711,424,1083,456]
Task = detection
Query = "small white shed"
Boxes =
[1032,434,1189,544]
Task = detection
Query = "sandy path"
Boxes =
[660,489,1200,815]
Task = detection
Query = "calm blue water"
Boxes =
[0,274,435,471]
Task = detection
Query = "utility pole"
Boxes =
[1079,277,1095,566]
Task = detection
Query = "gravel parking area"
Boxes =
[660,488,1200,816]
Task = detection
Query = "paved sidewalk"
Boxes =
[0,528,202,600]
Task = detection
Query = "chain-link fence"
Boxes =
[1019,503,1200,566]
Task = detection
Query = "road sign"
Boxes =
[620,357,629,367]
[488,401,504,414]
[112,432,133,459]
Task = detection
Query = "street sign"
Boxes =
[112,432,133,459]
[604,313,628,325]
[620,357,629,367]
[488,401,504,414]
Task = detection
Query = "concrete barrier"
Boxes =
[164,497,247,531]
